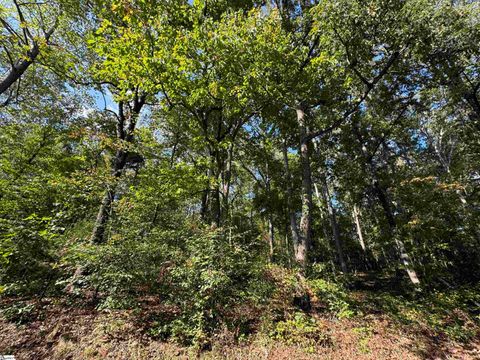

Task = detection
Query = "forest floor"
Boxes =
[1,293,479,359]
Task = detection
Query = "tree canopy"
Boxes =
[1,0,479,354]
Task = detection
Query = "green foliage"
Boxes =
[0,215,60,295]
[61,225,268,346]
[308,279,355,319]
[60,229,177,302]
[395,176,480,281]
[1,0,480,352]
[364,287,480,343]
[352,325,373,354]
[270,311,328,349]
[1,302,36,324]
[161,228,266,346]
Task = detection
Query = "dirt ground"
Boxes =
[0,297,479,360]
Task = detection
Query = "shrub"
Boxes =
[308,279,355,319]
[163,228,266,346]
[270,311,328,346]
[60,229,178,304]
[0,214,60,295]
[62,225,268,346]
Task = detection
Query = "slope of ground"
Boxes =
[1,291,479,360]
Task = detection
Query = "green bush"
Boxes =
[270,311,327,346]
[162,228,266,346]
[367,287,480,343]
[60,229,178,303]
[308,279,355,319]
[62,225,268,346]
[0,214,60,295]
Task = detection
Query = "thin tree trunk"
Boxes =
[353,121,420,285]
[222,143,234,222]
[268,216,274,260]
[265,166,274,260]
[90,189,114,244]
[374,180,420,285]
[314,183,332,247]
[213,185,221,227]
[282,140,300,256]
[297,106,313,266]
[353,204,366,251]
[201,163,214,223]
[200,187,209,220]
[90,147,127,244]
[213,149,223,226]
[90,94,145,244]
[395,237,420,285]
[285,223,292,268]
[321,176,348,273]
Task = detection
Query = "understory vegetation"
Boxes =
[0,0,479,358]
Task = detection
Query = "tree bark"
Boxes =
[213,184,221,227]
[90,94,145,244]
[313,183,333,249]
[0,22,56,96]
[268,216,274,260]
[90,190,114,244]
[353,204,366,251]
[200,187,209,220]
[0,45,39,95]
[265,166,275,260]
[297,106,313,266]
[211,148,223,227]
[221,143,234,223]
[373,179,420,285]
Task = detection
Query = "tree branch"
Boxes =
[304,50,401,143]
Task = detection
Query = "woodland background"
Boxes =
[0,0,480,358]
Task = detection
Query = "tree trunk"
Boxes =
[222,143,234,223]
[285,223,292,268]
[213,149,223,227]
[202,162,214,223]
[395,237,420,285]
[268,216,274,260]
[89,149,127,244]
[373,180,420,285]
[297,106,313,266]
[282,140,300,256]
[321,176,348,273]
[213,184,221,227]
[90,190,114,244]
[265,167,274,260]
[90,95,145,244]
[353,121,420,285]
[200,187,209,220]
[313,183,333,249]
[353,204,366,251]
